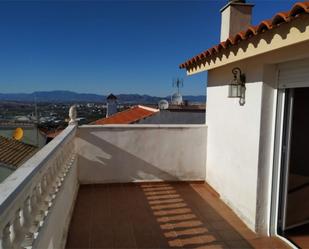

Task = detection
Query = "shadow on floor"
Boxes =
[65,182,289,249]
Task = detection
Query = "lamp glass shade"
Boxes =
[228,84,242,98]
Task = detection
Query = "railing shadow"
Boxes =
[76,129,187,183]
[66,182,254,249]
[66,128,254,248]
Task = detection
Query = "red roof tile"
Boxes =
[46,129,64,138]
[93,105,158,125]
[179,1,309,69]
[0,136,38,168]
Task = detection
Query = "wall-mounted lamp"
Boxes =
[228,67,246,106]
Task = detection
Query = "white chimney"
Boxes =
[220,0,254,42]
[106,94,117,118]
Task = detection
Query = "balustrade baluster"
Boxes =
[27,188,42,242]
[34,183,47,223]
[22,195,37,248]
[45,173,55,202]
[55,158,65,184]
[50,166,59,195]
[40,177,51,213]
[54,172,62,191]
[0,223,12,249]
[11,210,24,249]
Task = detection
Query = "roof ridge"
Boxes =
[137,105,159,112]
[180,1,309,69]
[92,105,158,125]
[0,135,37,148]
[0,135,38,168]
[94,105,139,122]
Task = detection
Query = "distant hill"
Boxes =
[0,91,206,104]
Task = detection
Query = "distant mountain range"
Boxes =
[0,91,206,104]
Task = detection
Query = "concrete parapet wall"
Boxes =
[76,125,207,184]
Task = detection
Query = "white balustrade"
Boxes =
[20,197,33,248]
[1,223,11,249]
[0,125,77,249]
[11,210,21,248]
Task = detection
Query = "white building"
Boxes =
[106,93,118,117]
[0,1,308,249]
[180,0,309,246]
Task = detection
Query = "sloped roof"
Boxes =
[107,94,117,100]
[93,105,158,125]
[0,136,38,168]
[45,129,64,139]
[179,1,309,70]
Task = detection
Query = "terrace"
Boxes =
[0,120,289,249]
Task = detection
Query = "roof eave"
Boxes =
[184,15,309,75]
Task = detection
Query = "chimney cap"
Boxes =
[107,93,117,100]
[220,0,254,12]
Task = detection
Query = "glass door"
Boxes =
[279,88,309,233]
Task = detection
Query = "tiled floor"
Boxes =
[66,182,290,249]
[285,223,309,248]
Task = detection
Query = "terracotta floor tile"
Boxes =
[178,235,204,248]
[175,227,210,237]
[144,190,177,196]
[151,202,188,210]
[66,183,289,249]
[154,207,192,216]
[236,229,260,240]
[90,225,114,249]
[147,194,181,200]
[149,198,184,205]
[194,242,229,249]
[164,220,204,230]
[113,223,137,249]
[225,239,253,249]
[216,230,244,241]
[209,221,235,231]
[143,186,175,192]
[269,238,293,249]
[248,238,290,249]
[134,231,159,248]
[157,214,197,223]
[167,238,183,248]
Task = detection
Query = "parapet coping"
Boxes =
[79,124,207,129]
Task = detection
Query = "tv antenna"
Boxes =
[172,78,183,94]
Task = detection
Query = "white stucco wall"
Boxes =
[206,41,309,234]
[207,72,263,231]
[76,125,207,184]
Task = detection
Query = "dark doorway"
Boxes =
[279,88,309,248]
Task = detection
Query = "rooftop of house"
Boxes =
[179,1,309,70]
[0,135,38,168]
[0,120,36,128]
[106,93,118,100]
[92,105,159,125]
[45,129,64,140]
[167,104,206,111]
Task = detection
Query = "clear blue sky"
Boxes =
[0,0,296,97]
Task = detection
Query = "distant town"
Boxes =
[0,101,124,129]
[0,91,206,134]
